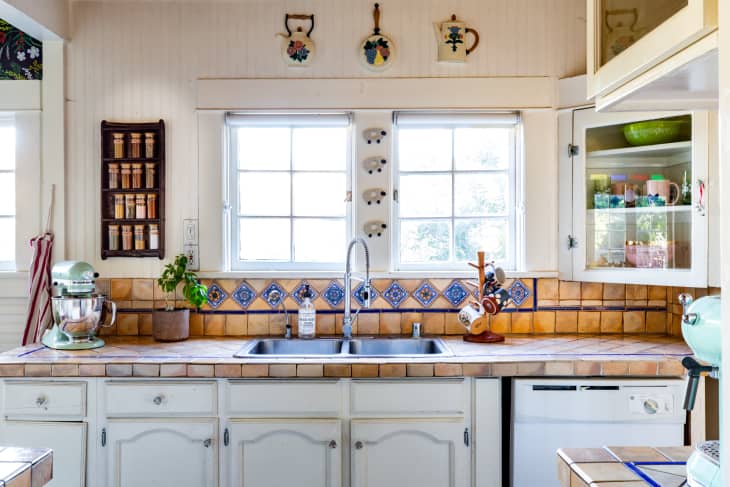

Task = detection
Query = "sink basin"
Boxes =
[349,338,451,357]
[234,339,346,358]
[235,337,451,358]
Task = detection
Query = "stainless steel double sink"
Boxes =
[234,337,451,358]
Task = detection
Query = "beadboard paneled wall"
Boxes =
[66,0,586,276]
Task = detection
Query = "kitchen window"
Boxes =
[0,115,15,270]
[226,113,352,270]
[393,112,520,270]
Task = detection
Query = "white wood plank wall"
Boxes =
[66,0,586,277]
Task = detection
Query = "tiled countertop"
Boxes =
[558,446,692,486]
[0,447,52,487]
[0,334,691,378]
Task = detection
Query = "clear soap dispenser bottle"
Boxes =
[298,285,316,338]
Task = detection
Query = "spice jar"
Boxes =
[135,194,147,219]
[108,224,120,251]
[112,133,125,158]
[129,133,142,158]
[114,194,125,219]
[149,224,159,250]
[120,163,132,189]
[145,163,156,189]
[121,225,133,250]
[134,225,145,250]
[124,194,135,219]
[108,163,120,189]
[144,132,155,158]
[131,163,143,189]
[147,193,157,219]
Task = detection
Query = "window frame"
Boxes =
[392,112,521,271]
[0,114,16,271]
[226,112,354,271]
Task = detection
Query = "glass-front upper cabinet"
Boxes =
[569,109,708,286]
[587,0,717,101]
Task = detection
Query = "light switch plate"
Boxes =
[184,244,199,270]
[183,219,198,245]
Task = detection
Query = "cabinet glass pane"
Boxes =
[600,0,688,67]
[585,115,692,271]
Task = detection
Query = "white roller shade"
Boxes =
[394,111,520,127]
[226,112,352,127]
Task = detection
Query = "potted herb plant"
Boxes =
[153,254,208,341]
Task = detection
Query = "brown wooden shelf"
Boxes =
[101,120,165,260]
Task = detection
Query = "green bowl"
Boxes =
[623,120,686,146]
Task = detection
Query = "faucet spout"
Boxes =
[343,237,371,339]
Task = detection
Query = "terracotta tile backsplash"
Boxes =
[95,277,720,338]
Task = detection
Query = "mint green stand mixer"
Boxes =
[679,294,721,487]
[41,261,116,350]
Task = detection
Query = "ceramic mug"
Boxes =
[457,303,483,328]
[645,179,679,206]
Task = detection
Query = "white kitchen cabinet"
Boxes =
[225,419,341,487]
[561,107,710,286]
[350,419,469,487]
[0,421,87,487]
[587,0,718,111]
[104,419,218,487]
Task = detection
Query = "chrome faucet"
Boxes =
[268,290,292,339]
[343,237,371,339]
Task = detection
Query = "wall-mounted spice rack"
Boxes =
[100,120,165,259]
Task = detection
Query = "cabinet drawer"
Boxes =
[105,381,217,417]
[226,380,341,417]
[3,381,87,419]
[350,379,467,416]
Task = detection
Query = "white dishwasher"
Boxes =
[511,378,686,487]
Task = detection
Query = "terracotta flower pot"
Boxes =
[152,308,190,342]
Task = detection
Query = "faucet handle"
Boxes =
[362,281,372,308]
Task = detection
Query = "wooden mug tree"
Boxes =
[463,250,506,343]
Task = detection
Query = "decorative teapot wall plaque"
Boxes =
[277,14,315,67]
[434,14,479,63]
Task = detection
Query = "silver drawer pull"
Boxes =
[152,395,164,405]
[35,395,48,409]
[329,440,337,449]
[354,441,363,450]
[203,438,212,448]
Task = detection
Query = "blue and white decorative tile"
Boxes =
[383,281,408,308]
[353,282,379,307]
[231,281,256,309]
[508,279,530,306]
[206,282,228,309]
[322,281,345,308]
[443,280,469,307]
[291,281,319,306]
[262,282,286,308]
[413,281,438,307]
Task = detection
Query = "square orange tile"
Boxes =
[380,313,402,335]
[400,312,423,334]
[603,284,625,300]
[490,313,511,334]
[247,314,269,335]
[581,282,603,300]
[111,279,132,300]
[204,314,225,336]
[646,311,666,334]
[600,312,623,333]
[444,313,464,335]
[422,313,445,335]
[511,313,533,333]
[225,314,247,336]
[537,279,559,300]
[559,281,581,300]
[555,311,578,333]
[625,285,647,300]
[533,311,556,333]
[577,312,601,334]
[131,279,154,301]
[623,311,645,333]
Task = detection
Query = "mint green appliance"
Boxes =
[679,294,721,487]
[41,261,116,350]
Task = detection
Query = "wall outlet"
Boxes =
[184,244,199,271]
[183,219,198,245]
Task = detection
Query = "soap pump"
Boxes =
[298,285,316,338]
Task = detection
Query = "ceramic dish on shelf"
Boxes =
[623,120,687,146]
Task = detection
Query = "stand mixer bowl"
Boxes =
[51,295,116,342]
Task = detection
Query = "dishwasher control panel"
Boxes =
[628,392,675,416]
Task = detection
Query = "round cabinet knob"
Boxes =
[329,440,337,449]
[35,395,48,408]
[354,441,363,450]
[152,395,164,405]
[643,399,659,414]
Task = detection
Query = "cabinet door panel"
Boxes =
[351,419,468,487]
[106,419,217,487]
[227,420,341,487]
[0,421,86,487]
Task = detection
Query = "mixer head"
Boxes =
[51,260,99,296]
